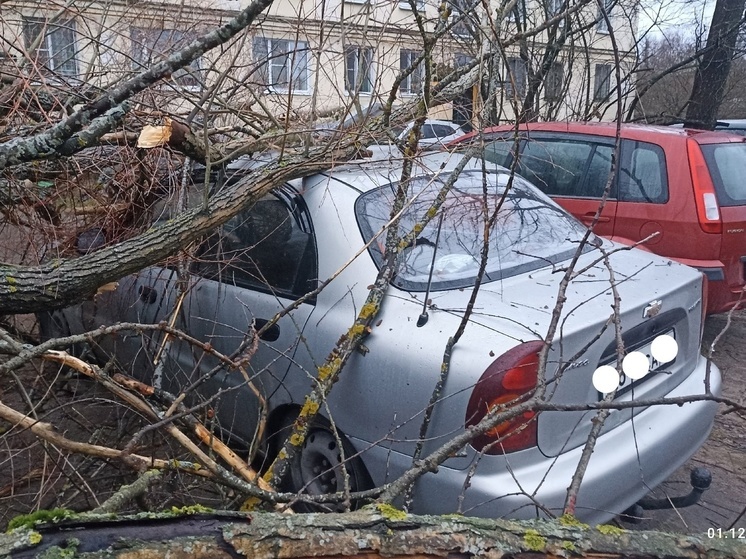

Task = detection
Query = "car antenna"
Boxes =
[417,210,445,327]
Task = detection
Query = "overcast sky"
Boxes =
[638,0,715,39]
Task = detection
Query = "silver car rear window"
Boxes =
[701,143,746,206]
[355,167,590,291]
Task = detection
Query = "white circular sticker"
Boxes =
[622,351,650,380]
[592,365,620,394]
[651,334,678,363]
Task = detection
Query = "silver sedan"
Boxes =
[41,150,721,523]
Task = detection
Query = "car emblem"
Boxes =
[643,300,663,318]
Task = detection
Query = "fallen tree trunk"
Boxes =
[1,509,743,559]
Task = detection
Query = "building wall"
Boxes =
[0,0,640,125]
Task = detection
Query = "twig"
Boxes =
[116,375,273,494]
[0,399,200,475]
[563,249,622,516]
[39,350,275,501]
[92,470,163,514]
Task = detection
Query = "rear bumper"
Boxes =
[407,355,721,524]
[696,269,745,314]
[666,256,743,314]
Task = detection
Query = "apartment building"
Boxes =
[0,0,639,126]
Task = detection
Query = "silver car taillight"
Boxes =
[465,341,544,454]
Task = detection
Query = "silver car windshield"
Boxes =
[356,167,590,291]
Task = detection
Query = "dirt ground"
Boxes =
[626,311,746,533]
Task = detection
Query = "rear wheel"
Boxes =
[269,412,372,512]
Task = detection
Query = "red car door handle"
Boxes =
[582,213,611,223]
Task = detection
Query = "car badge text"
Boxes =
[566,359,589,371]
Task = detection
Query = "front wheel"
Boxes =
[269,412,372,512]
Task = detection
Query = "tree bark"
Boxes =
[1,510,744,559]
[0,143,360,314]
[684,0,746,129]
[0,60,482,315]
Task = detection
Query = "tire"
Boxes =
[37,310,89,361]
[269,412,372,512]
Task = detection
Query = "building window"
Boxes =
[449,0,477,37]
[594,63,612,101]
[400,50,424,95]
[454,52,474,68]
[545,0,564,17]
[131,27,201,87]
[23,17,78,77]
[453,53,475,126]
[544,62,563,101]
[596,0,614,32]
[253,37,309,92]
[345,46,374,93]
[506,57,527,98]
[511,0,527,24]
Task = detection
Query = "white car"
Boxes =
[395,119,468,149]
[40,150,720,523]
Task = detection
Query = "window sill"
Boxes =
[398,2,425,10]
[266,87,313,96]
[150,82,203,93]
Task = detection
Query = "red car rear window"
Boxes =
[701,143,746,206]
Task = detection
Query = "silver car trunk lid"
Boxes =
[473,245,704,457]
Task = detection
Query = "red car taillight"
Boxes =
[687,138,722,234]
[465,341,544,454]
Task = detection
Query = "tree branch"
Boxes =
[0,0,276,170]
[2,510,744,558]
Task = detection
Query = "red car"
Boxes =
[453,122,746,314]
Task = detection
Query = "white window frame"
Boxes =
[510,0,527,24]
[130,27,202,89]
[399,49,424,95]
[398,0,426,11]
[23,17,78,77]
[254,37,310,93]
[344,46,374,94]
[454,52,474,68]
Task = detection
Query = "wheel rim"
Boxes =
[298,428,346,495]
